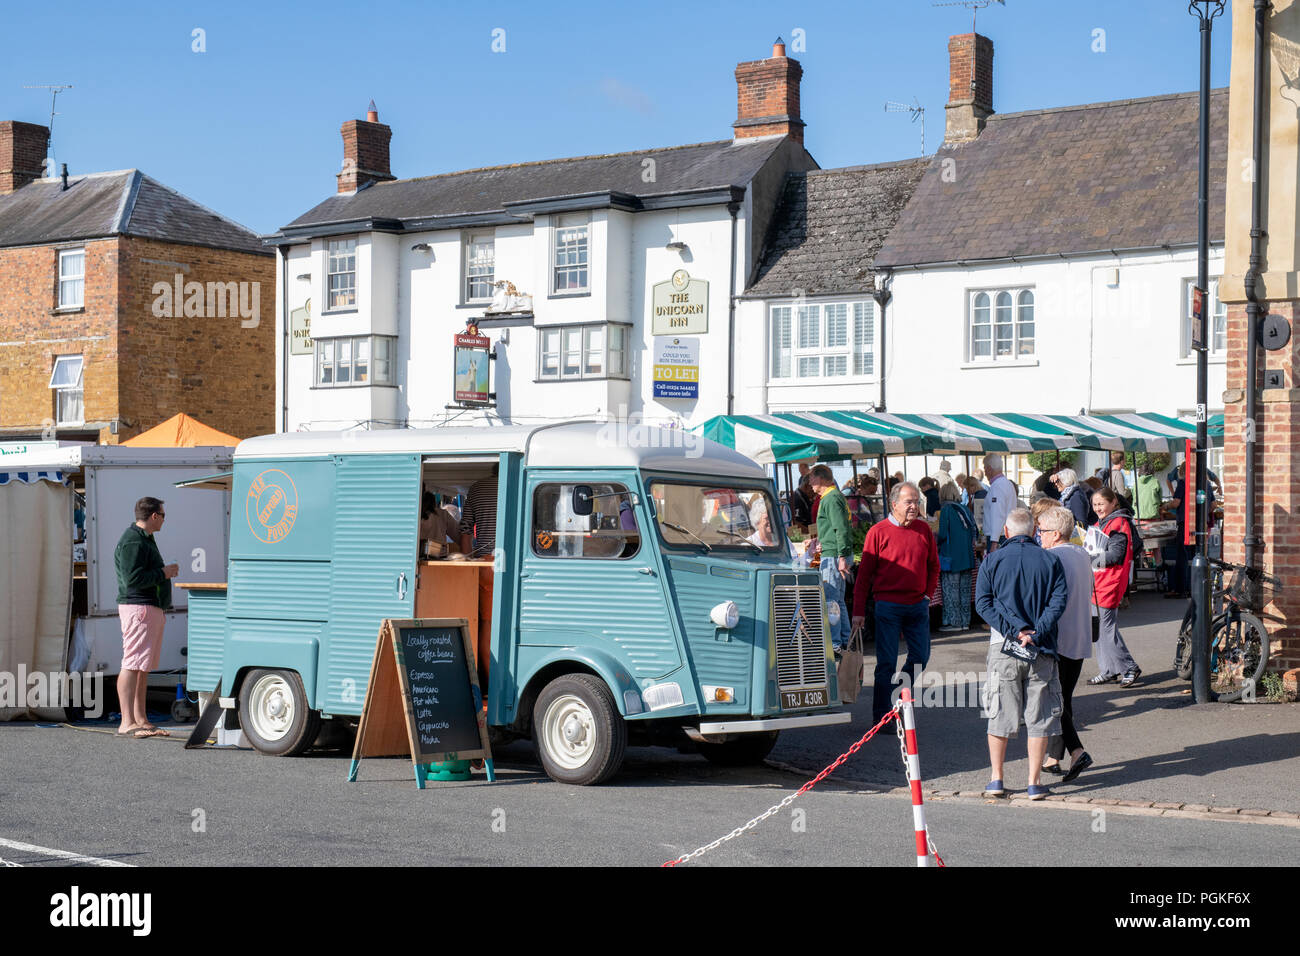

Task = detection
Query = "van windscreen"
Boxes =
[650,482,782,551]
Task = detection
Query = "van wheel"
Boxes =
[532,674,626,785]
[239,669,320,756]
[697,731,780,766]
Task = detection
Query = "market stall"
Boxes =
[695,409,1211,614]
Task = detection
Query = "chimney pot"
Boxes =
[60,162,68,191]
[772,38,785,57]
[366,98,379,123]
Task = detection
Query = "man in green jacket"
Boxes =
[811,464,852,651]
[114,496,179,737]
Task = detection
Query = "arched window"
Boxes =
[971,292,991,359]
[1017,290,1035,356]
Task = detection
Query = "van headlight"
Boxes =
[710,601,739,629]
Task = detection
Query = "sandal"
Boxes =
[116,726,143,736]
[133,728,164,738]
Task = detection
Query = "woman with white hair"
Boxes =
[1053,468,1096,527]
[1036,506,1094,782]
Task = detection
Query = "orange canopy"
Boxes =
[121,413,240,447]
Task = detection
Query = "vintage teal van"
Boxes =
[183,423,847,784]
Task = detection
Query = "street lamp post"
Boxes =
[1188,0,1225,704]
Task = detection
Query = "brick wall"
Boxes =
[117,237,276,442]
[1222,300,1300,672]
[0,239,120,438]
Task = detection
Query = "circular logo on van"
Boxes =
[246,468,299,544]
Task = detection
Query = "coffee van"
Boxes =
[182,423,847,784]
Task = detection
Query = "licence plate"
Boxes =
[782,689,827,710]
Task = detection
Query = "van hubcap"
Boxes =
[543,694,595,770]
[248,675,294,741]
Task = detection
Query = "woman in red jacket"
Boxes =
[1087,487,1142,687]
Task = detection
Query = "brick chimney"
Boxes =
[337,100,395,194]
[733,39,804,143]
[944,33,994,144]
[0,120,49,195]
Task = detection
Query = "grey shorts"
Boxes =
[984,644,1062,738]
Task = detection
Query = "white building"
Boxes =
[739,31,1227,480]
[266,43,817,433]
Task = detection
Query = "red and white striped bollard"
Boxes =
[898,687,930,867]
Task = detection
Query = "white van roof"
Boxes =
[234,422,768,480]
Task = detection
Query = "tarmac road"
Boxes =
[0,714,1293,868]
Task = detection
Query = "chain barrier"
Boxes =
[663,706,902,867]
[925,826,946,867]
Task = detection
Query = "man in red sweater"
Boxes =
[851,482,940,723]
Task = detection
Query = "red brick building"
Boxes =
[0,120,275,444]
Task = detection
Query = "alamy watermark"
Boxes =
[0,667,104,717]
[890,669,990,713]
[595,408,703,459]
[151,274,260,327]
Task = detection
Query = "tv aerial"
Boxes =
[932,0,1005,33]
[885,98,926,155]
[23,83,73,172]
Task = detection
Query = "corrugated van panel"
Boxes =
[227,560,330,621]
[185,590,226,694]
[518,566,681,678]
[669,561,755,699]
[324,454,420,712]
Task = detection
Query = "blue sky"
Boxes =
[1,0,1232,235]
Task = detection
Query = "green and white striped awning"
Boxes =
[870,413,1079,453]
[697,411,1200,463]
[1002,413,1199,453]
[696,412,931,465]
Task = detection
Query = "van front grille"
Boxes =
[772,585,829,691]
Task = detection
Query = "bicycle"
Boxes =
[1175,558,1274,702]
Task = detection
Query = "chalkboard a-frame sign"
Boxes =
[347,618,495,787]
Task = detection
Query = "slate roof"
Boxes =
[874,89,1228,269]
[282,137,792,231]
[0,170,269,254]
[746,157,930,296]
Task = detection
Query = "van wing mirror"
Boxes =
[572,485,594,516]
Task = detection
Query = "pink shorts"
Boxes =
[119,604,165,672]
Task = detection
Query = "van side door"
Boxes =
[322,453,420,712]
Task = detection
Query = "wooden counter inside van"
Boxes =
[415,561,494,688]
